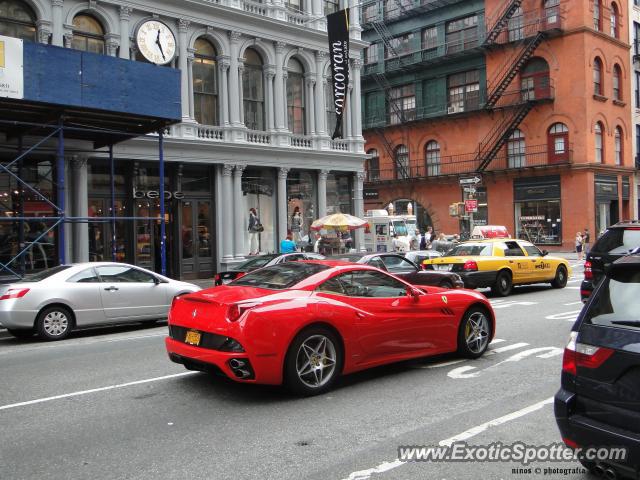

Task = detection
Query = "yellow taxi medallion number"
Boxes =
[185,330,201,346]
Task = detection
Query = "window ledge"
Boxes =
[613,99,626,107]
[593,94,608,102]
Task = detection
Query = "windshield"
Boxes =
[231,263,330,290]
[446,243,493,256]
[16,265,72,282]
[405,220,416,236]
[584,269,640,329]
[231,254,279,271]
[392,220,408,237]
[593,228,640,255]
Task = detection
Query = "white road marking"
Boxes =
[489,338,506,345]
[447,346,560,379]
[0,371,198,412]
[563,301,583,306]
[486,342,529,354]
[422,339,508,369]
[566,287,580,290]
[342,397,554,480]
[545,310,581,322]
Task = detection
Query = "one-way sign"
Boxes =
[459,176,482,186]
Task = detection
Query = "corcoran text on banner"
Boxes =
[327,9,349,140]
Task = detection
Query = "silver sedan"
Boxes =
[0,263,200,341]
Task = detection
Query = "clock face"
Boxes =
[136,20,176,65]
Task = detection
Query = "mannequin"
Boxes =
[247,208,261,255]
[291,207,303,244]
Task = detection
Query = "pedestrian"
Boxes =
[313,232,322,253]
[425,226,435,249]
[419,230,428,250]
[583,228,591,255]
[280,233,297,253]
[392,233,403,252]
[247,208,262,255]
[410,228,421,251]
[575,231,584,261]
[291,208,303,244]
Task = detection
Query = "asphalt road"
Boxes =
[0,257,596,480]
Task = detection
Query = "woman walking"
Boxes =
[575,231,584,261]
[248,208,262,255]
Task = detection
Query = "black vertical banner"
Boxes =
[327,9,350,140]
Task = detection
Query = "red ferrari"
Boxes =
[165,261,495,395]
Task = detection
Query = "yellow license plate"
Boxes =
[185,330,201,346]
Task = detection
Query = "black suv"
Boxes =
[555,254,640,478]
[581,221,640,301]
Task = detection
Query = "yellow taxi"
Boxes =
[423,238,571,296]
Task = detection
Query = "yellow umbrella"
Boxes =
[310,213,368,231]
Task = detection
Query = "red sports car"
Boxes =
[165,261,495,395]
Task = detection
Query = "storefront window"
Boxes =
[88,198,127,263]
[242,168,276,254]
[326,173,353,215]
[287,170,317,247]
[514,201,562,245]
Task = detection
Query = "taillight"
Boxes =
[0,288,30,300]
[214,274,221,285]
[170,296,181,310]
[227,302,261,322]
[463,260,478,272]
[562,331,614,375]
[584,260,592,280]
[563,437,579,449]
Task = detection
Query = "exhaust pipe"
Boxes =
[604,468,617,480]
[228,358,253,379]
[593,464,605,477]
[229,359,243,369]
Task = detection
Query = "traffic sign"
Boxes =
[463,187,476,194]
[459,176,482,186]
[465,199,478,213]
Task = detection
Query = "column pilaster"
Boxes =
[178,19,191,122]
[354,171,366,252]
[318,169,329,218]
[219,58,230,126]
[305,75,316,136]
[221,164,235,262]
[277,167,289,243]
[228,31,242,127]
[274,42,286,132]
[52,0,64,46]
[71,156,89,262]
[265,66,276,131]
[119,6,131,59]
[233,165,246,259]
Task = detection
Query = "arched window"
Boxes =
[425,141,440,176]
[613,64,622,101]
[395,145,409,179]
[593,57,603,96]
[193,38,218,126]
[286,58,305,135]
[366,149,380,182]
[71,14,105,54]
[595,122,604,163]
[243,48,265,131]
[594,0,602,31]
[325,78,336,136]
[548,122,569,163]
[521,57,550,101]
[0,0,36,41]
[508,129,526,168]
[615,126,622,165]
[610,2,619,38]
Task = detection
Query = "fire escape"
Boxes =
[475,0,552,172]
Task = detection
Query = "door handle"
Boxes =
[104,286,119,292]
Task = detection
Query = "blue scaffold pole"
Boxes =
[56,119,65,265]
[159,130,166,276]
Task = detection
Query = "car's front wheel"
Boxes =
[551,265,568,288]
[284,327,343,396]
[36,306,73,341]
[491,271,512,297]
[457,307,492,358]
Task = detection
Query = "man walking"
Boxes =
[583,228,591,255]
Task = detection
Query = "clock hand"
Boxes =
[155,30,166,60]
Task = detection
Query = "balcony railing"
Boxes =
[364,144,572,183]
[361,0,463,28]
[486,8,564,46]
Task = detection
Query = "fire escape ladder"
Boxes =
[485,31,545,109]
[476,102,534,172]
[371,20,400,58]
[483,0,524,46]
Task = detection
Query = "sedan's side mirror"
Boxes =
[541,250,549,257]
[153,276,161,285]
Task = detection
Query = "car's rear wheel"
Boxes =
[491,271,512,297]
[284,327,342,396]
[36,306,73,341]
[551,265,568,288]
[7,328,35,339]
[457,307,491,359]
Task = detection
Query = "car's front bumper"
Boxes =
[458,271,498,289]
[555,388,640,475]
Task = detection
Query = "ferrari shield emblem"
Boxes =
[441,296,448,304]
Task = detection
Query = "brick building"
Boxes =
[361,0,635,250]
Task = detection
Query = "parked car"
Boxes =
[555,253,640,478]
[404,250,442,266]
[423,238,570,296]
[166,261,495,395]
[0,263,200,340]
[581,221,640,301]
[214,252,326,285]
[330,253,464,289]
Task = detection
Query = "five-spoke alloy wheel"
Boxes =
[458,307,492,358]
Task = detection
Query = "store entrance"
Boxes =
[180,199,214,279]
[134,201,174,277]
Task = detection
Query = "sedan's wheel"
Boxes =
[551,265,568,289]
[285,327,343,396]
[36,306,73,341]
[457,308,491,359]
[491,271,512,297]
[7,328,35,339]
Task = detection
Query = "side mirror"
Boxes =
[153,276,161,285]
[407,287,421,301]
[541,250,549,257]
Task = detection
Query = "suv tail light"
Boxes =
[584,260,593,280]
[463,260,478,272]
[0,288,30,300]
[562,331,614,375]
[227,302,261,322]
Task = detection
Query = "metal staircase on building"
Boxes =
[475,102,534,172]
[483,0,524,46]
[485,31,545,109]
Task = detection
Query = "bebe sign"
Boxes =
[133,188,184,200]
